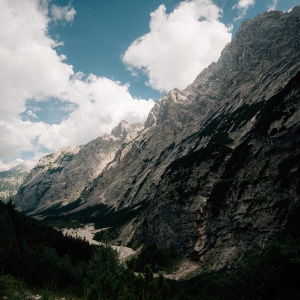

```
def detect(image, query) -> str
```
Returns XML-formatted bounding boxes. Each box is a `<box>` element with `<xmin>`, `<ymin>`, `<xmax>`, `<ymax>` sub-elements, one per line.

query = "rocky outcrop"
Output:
<box><xmin>14</xmin><ymin>7</ymin><xmax>300</xmax><ymax>275</ymax></box>
<box><xmin>0</xmin><ymin>164</ymin><xmax>29</xmax><ymax>201</ymax></box>
<box><xmin>14</xmin><ymin>121</ymin><xmax>143</xmax><ymax>214</ymax></box>
<box><xmin>133</xmin><ymin>71</ymin><xmax>300</xmax><ymax>275</ymax></box>
<box><xmin>79</xmin><ymin>7</ymin><xmax>300</xmax><ymax>274</ymax></box>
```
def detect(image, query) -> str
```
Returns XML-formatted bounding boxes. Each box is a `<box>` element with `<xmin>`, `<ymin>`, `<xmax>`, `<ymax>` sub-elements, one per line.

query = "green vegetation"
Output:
<box><xmin>1</xmin><ymin>201</ymin><xmax>300</xmax><ymax>299</ymax></box>
<box><xmin>60</xmin><ymin>152</ymin><xmax>75</xmax><ymax>161</ymax></box>
<box><xmin>0</xmin><ymin>202</ymin><xmax>171</xmax><ymax>299</ymax></box>
<box><xmin>127</xmin><ymin>244</ymin><xmax>183</xmax><ymax>273</ymax></box>
<box><xmin>0</xmin><ymin>201</ymin><xmax>94</xmax><ymax>297</ymax></box>
<box><xmin>48</xmin><ymin>167</ymin><xmax>64</xmax><ymax>174</ymax></box>
<box><xmin>44</xmin><ymin>200</ymin><xmax>150</xmax><ymax>243</ymax></box>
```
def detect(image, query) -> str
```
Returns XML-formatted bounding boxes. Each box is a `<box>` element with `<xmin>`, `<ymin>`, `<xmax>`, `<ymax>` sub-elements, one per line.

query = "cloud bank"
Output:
<box><xmin>0</xmin><ymin>0</ymin><xmax>154</xmax><ymax>171</ymax></box>
<box><xmin>122</xmin><ymin>0</ymin><xmax>232</xmax><ymax>92</ymax></box>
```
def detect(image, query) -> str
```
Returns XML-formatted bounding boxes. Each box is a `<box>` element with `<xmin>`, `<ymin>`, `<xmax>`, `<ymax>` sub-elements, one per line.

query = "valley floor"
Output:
<box><xmin>61</xmin><ymin>224</ymin><xmax>136</xmax><ymax>260</ymax></box>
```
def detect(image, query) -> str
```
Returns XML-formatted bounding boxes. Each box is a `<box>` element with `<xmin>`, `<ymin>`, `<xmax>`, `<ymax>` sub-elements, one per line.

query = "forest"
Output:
<box><xmin>1</xmin><ymin>201</ymin><xmax>300</xmax><ymax>299</ymax></box>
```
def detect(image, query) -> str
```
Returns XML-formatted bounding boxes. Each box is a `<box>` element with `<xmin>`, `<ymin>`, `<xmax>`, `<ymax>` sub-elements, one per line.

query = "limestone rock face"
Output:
<box><xmin>134</xmin><ymin>72</ymin><xmax>300</xmax><ymax>275</ymax></box>
<box><xmin>0</xmin><ymin>164</ymin><xmax>29</xmax><ymax>201</ymax></box>
<box><xmin>13</xmin><ymin>7</ymin><xmax>300</xmax><ymax>275</ymax></box>
<box><xmin>14</xmin><ymin>121</ymin><xmax>143</xmax><ymax>214</ymax></box>
<box><xmin>128</xmin><ymin>8</ymin><xmax>300</xmax><ymax>274</ymax></box>
<box><xmin>79</xmin><ymin>7</ymin><xmax>300</xmax><ymax>273</ymax></box>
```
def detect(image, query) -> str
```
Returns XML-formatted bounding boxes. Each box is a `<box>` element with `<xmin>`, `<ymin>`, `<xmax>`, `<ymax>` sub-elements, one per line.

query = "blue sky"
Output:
<box><xmin>49</xmin><ymin>0</ymin><xmax>299</xmax><ymax>99</ymax></box>
<box><xmin>0</xmin><ymin>0</ymin><xmax>299</xmax><ymax>171</ymax></box>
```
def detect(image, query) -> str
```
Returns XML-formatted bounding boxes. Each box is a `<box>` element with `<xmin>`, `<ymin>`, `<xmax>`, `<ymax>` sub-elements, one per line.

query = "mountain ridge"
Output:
<box><xmin>0</xmin><ymin>163</ymin><xmax>29</xmax><ymax>201</ymax></box>
<box><xmin>13</xmin><ymin>6</ymin><xmax>300</xmax><ymax>277</ymax></box>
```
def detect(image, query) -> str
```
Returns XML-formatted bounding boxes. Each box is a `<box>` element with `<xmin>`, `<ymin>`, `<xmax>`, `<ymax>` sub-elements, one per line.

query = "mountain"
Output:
<box><xmin>14</xmin><ymin>7</ymin><xmax>300</xmax><ymax>276</ymax></box>
<box><xmin>0</xmin><ymin>164</ymin><xmax>29</xmax><ymax>201</ymax></box>
<box><xmin>14</xmin><ymin>121</ymin><xmax>143</xmax><ymax>214</ymax></box>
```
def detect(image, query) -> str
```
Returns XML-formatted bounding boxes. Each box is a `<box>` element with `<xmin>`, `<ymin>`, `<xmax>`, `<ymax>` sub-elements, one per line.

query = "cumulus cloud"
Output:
<box><xmin>267</xmin><ymin>0</ymin><xmax>278</xmax><ymax>11</ymax></box>
<box><xmin>0</xmin><ymin>0</ymin><xmax>154</xmax><ymax>171</ymax></box>
<box><xmin>51</xmin><ymin>3</ymin><xmax>76</xmax><ymax>22</ymax></box>
<box><xmin>233</xmin><ymin>0</ymin><xmax>255</xmax><ymax>20</ymax></box>
<box><xmin>122</xmin><ymin>0</ymin><xmax>232</xmax><ymax>92</ymax></box>
<box><xmin>38</xmin><ymin>75</ymin><xmax>154</xmax><ymax>150</ymax></box>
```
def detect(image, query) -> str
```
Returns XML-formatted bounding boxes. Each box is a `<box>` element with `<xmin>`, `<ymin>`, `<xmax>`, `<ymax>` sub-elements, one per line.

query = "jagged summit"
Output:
<box><xmin>14</xmin><ymin>122</ymin><xmax>143</xmax><ymax>214</ymax></box>
<box><xmin>0</xmin><ymin>163</ymin><xmax>30</xmax><ymax>201</ymax></box>
<box><xmin>111</xmin><ymin>120</ymin><xmax>130</xmax><ymax>137</ymax></box>
<box><xmin>111</xmin><ymin>120</ymin><xmax>143</xmax><ymax>141</ymax></box>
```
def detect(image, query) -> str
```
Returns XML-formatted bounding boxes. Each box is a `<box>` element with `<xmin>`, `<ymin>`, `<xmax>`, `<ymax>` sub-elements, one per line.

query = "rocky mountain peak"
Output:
<box><xmin>0</xmin><ymin>163</ymin><xmax>30</xmax><ymax>201</ymax></box>
<box><xmin>35</xmin><ymin>146</ymin><xmax>80</xmax><ymax>170</ymax></box>
<box><xmin>144</xmin><ymin>88</ymin><xmax>199</xmax><ymax>131</ymax></box>
<box><xmin>186</xmin><ymin>6</ymin><xmax>300</xmax><ymax>112</ymax></box>
<box><xmin>13</xmin><ymin>122</ymin><xmax>143</xmax><ymax>214</ymax></box>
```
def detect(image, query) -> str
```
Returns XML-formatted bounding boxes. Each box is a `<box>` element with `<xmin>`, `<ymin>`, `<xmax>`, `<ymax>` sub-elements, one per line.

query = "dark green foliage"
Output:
<box><xmin>48</xmin><ymin>167</ymin><xmax>64</xmax><ymax>174</ymax></box>
<box><xmin>44</xmin><ymin>200</ymin><xmax>149</xmax><ymax>237</ymax></box>
<box><xmin>39</xmin><ymin>199</ymin><xmax>83</xmax><ymax>217</ymax></box>
<box><xmin>127</xmin><ymin>244</ymin><xmax>182</xmax><ymax>273</ymax></box>
<box><xmin>43</xmin><ymin>203</ymin><xmax>110</xmax><ymax>222</ymax></box>
<box><xmin>0</xmin><ymin>202</ymin><xmax>172</xmax><ymax>299</ymax></box>
<box><xmin>93</xmin><ymin>226</ymin><xmax>120</xmax><ymax>242</ymax></box>
<box><xmin>0</xmin><ymin>275</ymin><xmax>28</xmax><ymax>299</ymax></box>
<box><xmin>0</xmin><ymin>201</ymin><xmax>94</xmax><ymax>296</ymax></box>
<box><xmin>88</xmin><ymin>244</ymin><xmax>122</xmax><ymax>278</ymax></box>
<box><xmin>61</xmin><ymin>152</ymin><xmax>75</xmax><ymax>161</ymax></box>
<box><xmin>86</xmin><ymin>263</ymin><xmax>171</xmax><ymax>300</ymax></box>
<box><xmin>1</xmin><ymin>195</ymin><xmax>300</xmax><ymax>299</ymax></box>
<box><xmin>93</xmin><ymin>200</ymin><xmax>149</xmax><ymax>230</ymax></box>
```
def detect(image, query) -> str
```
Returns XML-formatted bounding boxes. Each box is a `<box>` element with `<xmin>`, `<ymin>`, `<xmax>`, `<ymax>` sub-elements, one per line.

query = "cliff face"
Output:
<box><xmin>14</xmin><ymin>7</ymin><xmax>300</xmax><ymax>275</ymax></box>
<box><xmin>0</xmin><ymin>164</ymin><xmax>29</xmax><ymax>201</ymax></box>
<box><xmin>14</xmin><ymin>121</ymin><xmax>143</xmax><ymax>214</ymax></box>
<box><xmin>134</xmin><ymin>71</ymin><xmax>300</xmax><ymax>274</ymax></box>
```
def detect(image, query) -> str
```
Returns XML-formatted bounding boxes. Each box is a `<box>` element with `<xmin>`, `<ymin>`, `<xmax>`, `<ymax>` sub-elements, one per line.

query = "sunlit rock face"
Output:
<box><xmin>14</xmin><ymin>121</ymin><xmax>143</xmax><ymax>214</ymax></box>
<box><xmin>0</xmin><ymin>164</ymin><xmax>29</xmax><ymax>201</ymax></box>
<box><xmin>14</xmin><ymin>7</ymin><xmax>300</xmax><ymax>276</ymax></box>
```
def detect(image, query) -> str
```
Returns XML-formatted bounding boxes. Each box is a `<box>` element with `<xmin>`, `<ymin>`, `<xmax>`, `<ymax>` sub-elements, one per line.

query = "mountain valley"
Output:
<box><xmin>10</xmin><ymin>6</ymin><xmax>300</xmax><ymax>280</ymax></box>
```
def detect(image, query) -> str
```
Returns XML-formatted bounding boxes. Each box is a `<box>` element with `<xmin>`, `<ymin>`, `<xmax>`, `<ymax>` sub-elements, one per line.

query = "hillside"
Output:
<box><xmin>0</xmin><ymin>164</ymin><xmax>29</xmax><ymax>201</ymax></box>
<box><xmin>13</xmin><ymin>6</ymin><xmax>300</xmax><ymax>277</ymax></box>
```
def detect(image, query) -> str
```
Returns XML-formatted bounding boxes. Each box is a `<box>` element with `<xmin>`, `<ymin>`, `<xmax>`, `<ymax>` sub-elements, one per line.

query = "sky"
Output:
<box><xmin>0</xmin><ymin>0</ymin><xmax>299</xmax><ymax>171</ymax></box>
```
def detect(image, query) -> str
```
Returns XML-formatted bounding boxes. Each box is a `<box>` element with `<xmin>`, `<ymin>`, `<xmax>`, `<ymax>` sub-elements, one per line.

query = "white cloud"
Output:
<box><xmin>234</xmin><ymin>0</ymin><xmax>255</xmax><ymax>9</ymax></box>
<box><xmin>233</xmin><ymin>0</ymin><xmax>255</xmax><ymax>20</ymax></box>
<box><xmin>122</xmin><ymin>0</ymin><xmax>232</xmax><ymax>92</ymax></box>
<box><xmin>0</xmin><ymin>0</ymin><xmax>154</xmax><ymax>171</ymax></box>
<box><xmin>26</xmin><ymin>110</ymin><xmax>38</xmax><ymax>119</ymax></box>
<box><xmin>51</xmin><ymin>3</ymin><xmax>76</xmax><ymax>22</ymax></box>
<box><xmin>0</xmin><ymin>161</ymin><xmax>15</xmax><ymax>172</ymax></box>
<box><xmin>267</xmin><ymin>0</ymin><xmax>278</xmax><ymax>11</ymax></box>
<box><xmin>38</xmin><ymin>74</ymin><xmax>154</xmax><ymax>150</ymax></box>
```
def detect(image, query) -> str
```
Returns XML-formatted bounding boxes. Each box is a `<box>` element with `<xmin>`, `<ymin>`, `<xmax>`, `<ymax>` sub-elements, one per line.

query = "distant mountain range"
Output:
<box><xmin>13</xmin><ymin>7</ymin><xmax>300</xmax><ymax>277</ymax></box>
<box><xmin>0</xmin><ymin>164</ymin><xmax>29</xmax><ymax>201</ymax></box>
